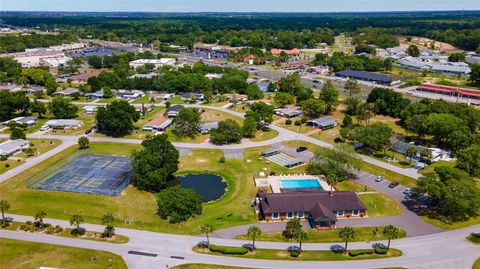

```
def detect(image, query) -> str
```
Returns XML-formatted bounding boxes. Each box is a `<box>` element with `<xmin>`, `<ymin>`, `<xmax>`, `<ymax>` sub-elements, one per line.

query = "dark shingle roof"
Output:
<box><xmin>258</xmin><ymin>190</ymin><xmax>366</xmax><ymax>215</ymax></box>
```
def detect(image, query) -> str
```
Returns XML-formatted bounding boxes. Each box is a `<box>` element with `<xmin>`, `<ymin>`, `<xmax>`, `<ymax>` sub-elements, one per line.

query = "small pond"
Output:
<box><xmin>177</xmin><ymin>173</ymin><xmax>227</xmax><ymax>202</ymax></box>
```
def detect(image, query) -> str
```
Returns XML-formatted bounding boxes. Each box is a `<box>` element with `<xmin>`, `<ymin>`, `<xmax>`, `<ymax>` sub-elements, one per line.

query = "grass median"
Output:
<box><xmin>235</xmin><ymin>226</ymin><xmax>406</xmax><ymax>243</ymax></box>
<box><xmin>193</xmin><ymin>246</ymin><xmax>402</xmax><ymax>261</ymax></box>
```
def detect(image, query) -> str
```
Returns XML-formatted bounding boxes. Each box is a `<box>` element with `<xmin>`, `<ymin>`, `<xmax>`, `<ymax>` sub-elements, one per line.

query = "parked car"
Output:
<box><xmin>375</xmin><ymin>176</ymin><xmax>385</xmax><ymax>182</ymax></box>
<box><xmin>296</xmin><ymin>146</ymin><xmax>308</xmax><ymax>152</ymax></box>
<box><xmin>403</xmin><ymin>188</ymin><xmax>413</xmax><ymax>195</ymax></box>
<box><xmin>388</xmin><ymin>182</ymin><xmax>400</xmax><ymax>188</ymax></box>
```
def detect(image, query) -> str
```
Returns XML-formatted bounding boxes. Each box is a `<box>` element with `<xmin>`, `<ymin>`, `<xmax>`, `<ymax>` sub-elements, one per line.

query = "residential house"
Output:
<box><xmin>165</xmin><ymin>105</ymin><xmax>184</xmax><ymax>117</ymax></box>
<box><xmin>181</xmin><ymin>93</ymin><xmax>205</xmax><ymax>102</ymax></box>
<box><xmin>150</xmin><ymin>93</ymin><xmax>175</xmax><ymax>101</ymax></box>
<box><xmin>2</xmin><ymin>116</ymin><xmax>38</xmax><ymax>127</ymax></box>
<box><xmin>24</xmin><ymin>86</ymin><xmax>45</xmax><ymax>94</ymax></box>
<box><xmin>116</xmin><ymin>90</ymin><xmax>144</xmax><ymax>101</ymax></box>
<box><xmin>0</xmin><ymin>139</ymin><xmax>30</xmax><ymax>157</ymax></box>
<box><xmin>255</xmin><ymin>189</ymin><xmax>367</xmax><ymax>229</ymax></box>
<box><xmin>85</xmin><ymin>90</ymin><xmax>104</xmax><ymax>99</ymax></box>
<box><xmin>274</xmin><ymin>107</ymin><xmax>303</xmax><ymax>118</ymax></box>
<box><xmin>306</xmin><ymin>116</ymin><xmax>337</xmax><ymax>129</ymax></box>
<box><xmin>199</xmin><ymin>122</ymin><xmax>218</xmax><ymax>134</ymax></box>
<box><xmin>44</xmin><ymin>119</ymin><xmax>83</xmax><ymax>129</ymax></box>
<box><xmin>82</xmin><ymin>105</ymin><xmax>98</xmax><ymax>114</ymax></box>
<box><xmin>143</xmin><ymin>117</ymin><xmax>173</xmax><ymax>132</ymax></box>
<box><xmin>391</xmin><ymin>141</ymin><xmax>451</xmax><ymax>162</ymax></box>
<box><xmin>223</xmin><ymin>93</ymin><xmax>248</xmax><ymax>103</ymax></box>
<box><xmin>52</xmin><ymin>88</ymin><xmax>79</xmax><ymax>97</ymax></box>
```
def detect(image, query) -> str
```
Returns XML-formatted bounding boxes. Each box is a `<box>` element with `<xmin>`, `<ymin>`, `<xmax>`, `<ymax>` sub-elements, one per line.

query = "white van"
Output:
<box><xmin>39</xmin><ymin>125</ymin><xmax>50</xmax><ymax>131</ymax></box>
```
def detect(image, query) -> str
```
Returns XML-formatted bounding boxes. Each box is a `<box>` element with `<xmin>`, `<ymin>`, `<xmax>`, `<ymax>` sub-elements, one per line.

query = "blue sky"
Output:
<box><xmin>1</xmin><ymin>0</ymin><xmax>479</xmax><ymax>12</ymax></box>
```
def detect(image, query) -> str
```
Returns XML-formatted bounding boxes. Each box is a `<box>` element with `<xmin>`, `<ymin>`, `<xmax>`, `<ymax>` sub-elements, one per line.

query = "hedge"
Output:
<box><xmin>469</xmin><ymin>233</ymin><xmax>480</xmax><ymax>243</ymax></box>
<box><xmin>374</xmin><ymin>248</ymin><xmax>388</xmax><ymax>254</ymax></box>
<box><xmin>209</xmin><ymin>244</ymin><xmax>248</xmax><ymax>255</ymax></box>
<box><xmin>348</xmin><ymin>249</ymin><xmax>374</xmax><ymax>257</ymax></box>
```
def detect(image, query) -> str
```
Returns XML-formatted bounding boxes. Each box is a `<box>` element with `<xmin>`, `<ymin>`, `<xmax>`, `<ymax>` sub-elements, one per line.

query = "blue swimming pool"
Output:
<box><xmin>280</xmin><ymin>179</ymin><xmax>322</xmax><ymax>189</ymax></box>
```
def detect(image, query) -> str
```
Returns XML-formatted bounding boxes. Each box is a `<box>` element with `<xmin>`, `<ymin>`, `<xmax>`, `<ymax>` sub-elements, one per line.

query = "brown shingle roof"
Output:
<box><xmin>258</xmin><ymin>190</ymin><xmax>366</xmax><ymax>215</ymax></box>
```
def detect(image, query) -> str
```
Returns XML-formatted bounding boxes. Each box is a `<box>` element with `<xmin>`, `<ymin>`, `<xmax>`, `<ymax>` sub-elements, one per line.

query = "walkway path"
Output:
<box><xmin>1</xmin><ymin>213</ymin><xmax>479</xmax><ymax>269</ymax></box>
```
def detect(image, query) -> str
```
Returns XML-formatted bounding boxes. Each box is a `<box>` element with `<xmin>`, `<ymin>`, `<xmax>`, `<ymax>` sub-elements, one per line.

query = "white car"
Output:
<box><xmin>39</xmin><ymin>125</ymin><xmax>50</xmax><ymax>131</ymax></box>
<box><xmin>375</xmin><ymin>176</ymin><xmax>385</xmax><ymax>182</ymax></box>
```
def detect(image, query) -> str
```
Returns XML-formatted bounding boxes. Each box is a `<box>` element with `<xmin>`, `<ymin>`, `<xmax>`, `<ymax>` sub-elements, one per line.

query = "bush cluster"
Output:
<box><xmin>468</xmin><ymin>233</ymin><xmax>480</xmax><ymax>243</ymax></box>
<box><xmin>348</xmin><ymin>249</ymin><xmax>374</xmax><ymax>257</ymax></box>
<box><xmin>209</xmin><ymin>244</ymin><xmax>249</xmax><ymax>255</ymax></box>
<box><xmin>290</xmin><ymin>250</ymin><xmax>300</xmax><ymax>257</ymax></box>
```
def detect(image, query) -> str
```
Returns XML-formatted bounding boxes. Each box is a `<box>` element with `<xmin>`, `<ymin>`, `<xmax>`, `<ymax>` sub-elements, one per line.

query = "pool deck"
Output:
<box><xmin>254</xmin><ymin>174</ymin><xmax>332</xmax><ymax>193</ymax></box>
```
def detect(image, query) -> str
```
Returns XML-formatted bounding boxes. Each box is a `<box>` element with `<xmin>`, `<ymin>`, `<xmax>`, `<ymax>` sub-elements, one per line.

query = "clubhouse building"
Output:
<box><xmin>255</xmin><ymin>189</ymin><xmax>367</xmax><ymax>229</ymax></box>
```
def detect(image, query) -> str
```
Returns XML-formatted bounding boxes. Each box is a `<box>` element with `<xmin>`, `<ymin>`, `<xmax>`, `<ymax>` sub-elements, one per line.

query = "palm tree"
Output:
<box><xmin>406</xmin><ymin>146</ymin><xmax>417</xmax><ymax>165</ymax></box>
<box><xmin>382</xmin><ymin>225</ymin><xmax>400</xmax><ymax>251</ymax></box>
<box><xmin>34</xmin><ymin>210</ymin><xmax>47</xmax><ymax>228</ymax></box>
<box><xmin>296</xmin><ymin>230</ymin><xmax>309</xmax><ymax>252</ymax></box>
<box><xmin>200</xmin><ymin>224</ymin><xmax>214</xmax><ymax>248</ymax></box>
<box><xmin>420</xmin><ymin>149</ymin><xmax>433</xmax><ymax>163</ymax></box>
<box><xmin>0</xmin><ymin>200</ymin><xmax>10</xmax><ymax>221</ymax></box>
<box><xmin>70</xmin><ymin>214</ymin><xmax>84</xmax><ymax>233</ymax></box>
<box><xmin>247</xmin><ymin>226</ymin><xmax>262</xmax><ymax>250</ymax></box>
<box><xmin>339</xmin><ymin>227</ymin><xmax>356</xmax><ymax>253</ymax></box>
<box><xmin>102</xmin><ymin>213</ymin><xmax>115</xmax><ymax>238</ymax></box>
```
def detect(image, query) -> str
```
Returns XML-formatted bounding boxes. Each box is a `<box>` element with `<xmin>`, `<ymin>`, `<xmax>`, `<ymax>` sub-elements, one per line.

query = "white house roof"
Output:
<box><xmin>0</xmin><ymin>139</ymin><xmax>29</xmax><ymax>156</ymax></box>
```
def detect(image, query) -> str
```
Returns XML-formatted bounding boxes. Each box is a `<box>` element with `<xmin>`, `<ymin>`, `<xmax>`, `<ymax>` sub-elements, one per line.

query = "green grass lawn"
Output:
<box><xmin>0</xmin><ymin>159</ymin><xmax>23</xmax><ymax>174</ymax></box>
<box><xmin>194</xmin><ymin>246</ymin><xmax>402</xmax><ymax>261</ymax></box>
<box><xmin>360</xmin><ymin>193</ymin><xmax>403</xmax><ymax>217</ymax></box>
<box><xmin>236</xmin><ymin>226</ymin><xmax>406</xmax><ymax>243</ymax></box>
<box><xmin>420</xmin><ymin>160</ymin><xmax>456</xmax><ymax>175</ymax></box>
<box><xmin>0</xmin><ymin>142</ymin><xmax>297</xmax><ymax>234</ymax></box>
<box><xmin>420</xmin><ymin>215</ymin><xmax>480</xmax><ymax>230</ymax></box>
<box><xmin>131</xmin><ymin>94</ymin><xmax>152</xmax><ymax>104</ymax></box>
<box><xmin>473</xmin><ymin>257</ymin><xmax>480</xmax><ymax>269</ymax></box>
<box><xmin>336</xmin><ymin>180</ymin><xmax>375</xmax><ymax>192</ymax></box>
<box><xmin>250</xmin><ymin>128</ymin><xmax>279</xmax><ymax>142</ymax></box>
<box><xmin>0</xmin><ymin>238</ymin><xmax>127</xmax><ymax>269</ymax></box>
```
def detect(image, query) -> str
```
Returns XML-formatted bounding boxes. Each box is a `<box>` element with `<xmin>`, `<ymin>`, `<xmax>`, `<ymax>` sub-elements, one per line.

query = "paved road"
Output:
<box><xmin>1</xmin><ymin>214</ymin><xmax>479</xmax><ymax>269</ymax></box>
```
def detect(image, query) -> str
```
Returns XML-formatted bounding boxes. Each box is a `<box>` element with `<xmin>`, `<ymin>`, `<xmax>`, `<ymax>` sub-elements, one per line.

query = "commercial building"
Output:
<box><xmin>129</xmin><ymin>58</ymin><xmax>176</xmax><ymax>69</ymax></box>
<box><xmin>335</xmin><ymin>70</ymin><xmax>401</xmax><ymax>85</ymax></box>
<box><xmin>255</xmin><ymin>189</ymin><xmax>367</xmax><ymax>229</ymax></box>
<box><xmin>0</xmin><ymin>139</ymin><xmax>30</xmax><ymax>157</ymax></box>
<box><xmin>306</xmin><ymin>116</ymin><xmax>337</xmax><ymax>129</ymax></box>
<box><xmin>417</xmin><ymin>83</ymin><xmax>480</xmax><ymax>101</ymax></box>
<box><xmin>66</xmin><ymin>70</ymin><xmax>101</xmax><ymax>83</ymax></box>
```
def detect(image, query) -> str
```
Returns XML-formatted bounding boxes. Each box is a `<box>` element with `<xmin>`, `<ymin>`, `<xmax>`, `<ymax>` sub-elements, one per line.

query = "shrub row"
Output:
<box><xmin>348</xmin><ymin>248</ymin><xmax>388</xmax><ymax>257</ymax></box>
<box><xmin>209</xmin><ymin>244</ymin><xmax>249</xmax><ymax>255</ymax></box>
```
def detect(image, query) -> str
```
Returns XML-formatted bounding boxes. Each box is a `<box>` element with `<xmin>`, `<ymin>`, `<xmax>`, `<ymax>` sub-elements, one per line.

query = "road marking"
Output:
<box><xmin>170</xmin><ymin>256</ymin><xmax>185</xmax><ymax>259</ymax></box>
<box><xmin>127</xmin><ymin>250</ymin><xmax>158</xmax><ymax>257</ymax></box>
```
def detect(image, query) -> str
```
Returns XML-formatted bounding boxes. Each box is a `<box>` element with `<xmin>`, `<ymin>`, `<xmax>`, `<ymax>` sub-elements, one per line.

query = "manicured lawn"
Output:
<box><xmin>250</xmin><ymin>128</ymin><xmax>279</xmax><ymax>142</ymax></box>
<box><xmin>336</xmin><ymin>180</ymin><xmax>375</xmax><ymax>192</ymax></box>
<box><xmin>420</xmin><ymin>215</ymin><xmax>480</xmax><ymax>230</ymax></box>
<box><xmin>0</xmin><ymin>142</ymin><xmax>295</xmax><ymax>234</ymax></box>
<box><xmin>0</xmin><ymin>159</ymin><xmax>23</xmax><ymax>174</ymax></box>
<box><xmin>17</xmin><ymin>139</ymin><xmax>61</xmax><ymax>158</ymax></box>
<box><xmin>194</xmin><ymin>246</ymin><xmax>402</xmax><ymax>261</ymax></box>
<box><xmin>236</xmin><ymin>226</ymin><xmax>406</xmax><ymax>243</ymax></box>
<box><xmin>0</xmin><ymin>238</ymin><xmax>127</xmax><ymax>269</ymax></box>
<box><xmin>169</xmin><ymin>95</ymin><xmax>187</xmax><ymax>104</ymax></box>
<box><xmin>173</xmin><ymin>265</ymin><xmax>253</xmax><ymax>269</ymax></box>
<box><xmin>359</xmin><ymin>193</ymin><xmax>403</xmax><ymax>217</ymax></box>
<box><xmin>473</xmin><ymin>257</ymin><xmax>480</xmax><ymax>269</ymax></box>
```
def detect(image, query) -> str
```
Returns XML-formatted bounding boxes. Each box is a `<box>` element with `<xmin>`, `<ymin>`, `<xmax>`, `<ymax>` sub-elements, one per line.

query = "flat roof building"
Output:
<box><xmin>275</xmin><ymin>107</ymin><xmax>303</xmax><ymax>118</ymax></box>
<box><xmin>52</xmin><ymin>88</ymin><xmax>79</xmax><ymax>97</ymax></box>
<box><xmin>129</xmin><ymin>58</ymin><xmax>176</xmax><ymax>70</ymax></box>
<box><xmin>2</xmin><ymin>116</ymin><xmax>38</xmax><ymax>127</ymax></box>
<box><xmin>85</xmin><ymin>90</ymin><xmax>104</xmax><ymax>99</ymax></box>
<box><xmin>199</xmin><ymin>122</ymin><xmax>219</xmax><ymax>134</ymax></box>
<box><xmin>165</xmin><ymin>105</ymin><xmax>184</xmax><ymax>117</ymax></box>
<box><xmin>335</xmin><ymin>70</ymin><xmax>400</xmax><ymax>85</ymax></box>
